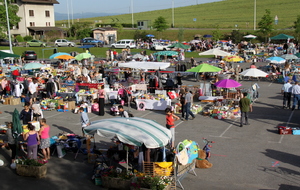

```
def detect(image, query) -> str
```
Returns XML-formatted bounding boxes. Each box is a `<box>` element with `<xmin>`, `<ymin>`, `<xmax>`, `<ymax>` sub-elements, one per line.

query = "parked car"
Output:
<box><xmin>22</xmin><ymin>50</ymin><xmax>37</xmax><ymax>60</ymax></box>
<box><xmin>0</xmin><ymin>39</ymin><xmax>10</xmax><ymax>46</ymax></box>
<box><xmin>111</xmin><ymin>39</ymin><xmax>136</xmax><ymax>49</ymax></box>
<box><xmin>54</xmin><ymin>39</ymin><xmax>75</xmax><ymax>47</ymax></box>
<box><xmin>150</xmin><ymin>42</ymin><xmax>171</xmax><ymax>51</ymax></box>
<box><xmin>26</xmin><ymin>40</ymin><xmax>47</xmax><ymax>47</ymax></box>
<box><xmin>80</xmin><ymin>37</ymin><xmax>104</xmax><ymax>47</ymax></box>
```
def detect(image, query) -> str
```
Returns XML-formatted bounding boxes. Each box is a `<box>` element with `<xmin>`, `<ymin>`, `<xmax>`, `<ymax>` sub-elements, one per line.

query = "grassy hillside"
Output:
<box><xmin>56</xmin><ymin>0</ymin><xmax>299</xmax><ymax>29</ymax></box>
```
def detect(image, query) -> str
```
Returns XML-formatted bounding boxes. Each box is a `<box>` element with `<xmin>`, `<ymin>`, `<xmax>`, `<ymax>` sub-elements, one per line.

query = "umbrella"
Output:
<box><xmin>12</xmin><ymin>108</ymin><xmax>22</xmax><ymax>159</ymax></box>
<box><xmin>214</xmin><ymin>79</ymin><xmax>242</xmax><ymax>88</ymax></box>
<box><xmin>186</xmin><ymin>63</ymin><xmax>222</xmax><ymax>73</ymax></box>
<box><xmin>118</xmin><ymin>61</ymin><xmax>170</xmax><ymax>70</ymax></box>
<box><xmin>243</xmin><ymin>34</ymin><xmax>257</xmax><ymax>39</ymax></box>
<box><xmin>295</xmin><ymin>53</ymin><xmax>300</xmax><ymax>58</ymax></box>
<box><xmin>223</xmin><ymin>55</ymin><xmax>244</xmax><ymax>62</ymax></box>
<box><xmin>78</xmin><ymin>45</ymin><xmax>95</xmax><ymax>49</ymax></box>
<box><xmin>55</xmin><ymin>55</ymin><xmax>75</xmax><ymax>60</ymax></box>
<box><xmin>153</xmin><ymin>51</ymin><xmax>178</xmax><ymax>56</ymax></box>
<box><xmin>167</xmin><ymin>43</ymin><xmax>190</xmax><ymax>50</ymax></box>
<box><xmin>270</xmin><ymin>34</ymin><xmax>294</xmax><ymax>40</ymax></box>
<box><xmin>132</xmin><ymin>54</ymin><xmax>145</xmax><ymax>59</ymax></box>
<box><xmin>280</xmin><ymin>54</ymin><xmax>298</xmax><ymax>60</ymax></box>
<box><xmin>199</xmin><ymin>48</ymin><xmax>231</xmax><ymax>57</ymax></box>
<box><xmin>240</xmin><ymin>68</ymin><xmax>269</xmax><ymax>78</ymax></box>
<box><xmin>75</xmin><ymin>52</ymin><xmax>91</xmax><ymax>61</ymax></box>
<box><xmin>203</xmin><ymin>34</ymin><xmax>213</xmax><ymax>38</ymax></box>
<box><xmin>0</xmin><ymin>51</ymin><xmax>20</xmax><ymax>59</ymax></box>
<box><xmin>49</xmin><ymin>52</ymin><xmax>71</xmax><ymax>59</ymax></box>
<box><xmin>146</xmin><ymin>34</ymin><xmax>155</xmax><ymax>38</ymax></box>
<box><xmin>266</xmin><ymin>56</ymin><xmax>286</xmax><ymax>64</ymax></box>
<box><xmin>84</xmin><ymin>117</ymin><xmax>172</xmax><ymax>148</ymax></box>
<box><xmin>23</xmin><ymin>62</ymin><xmax>45</xmax><ymax>70</ymax></box>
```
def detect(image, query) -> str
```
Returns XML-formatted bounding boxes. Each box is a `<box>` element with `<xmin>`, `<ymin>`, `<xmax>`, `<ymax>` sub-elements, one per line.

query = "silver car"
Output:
<box><xmin>54</xmin><ymin>39</ymin><xmax>75</xmax><ymax>47</ymax></box>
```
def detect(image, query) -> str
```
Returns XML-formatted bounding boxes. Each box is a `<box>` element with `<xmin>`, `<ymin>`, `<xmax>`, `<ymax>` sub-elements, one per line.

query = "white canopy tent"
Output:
<box><xmin>118</xmin><ymin>61</ymin><xmax>170</xmax><ymax>70</ymax></box>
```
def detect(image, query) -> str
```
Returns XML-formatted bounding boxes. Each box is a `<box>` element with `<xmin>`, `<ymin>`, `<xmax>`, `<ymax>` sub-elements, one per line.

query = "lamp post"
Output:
<box><xmin>254</xmin><ymin>0</ymin><xmax>256</xmax><ymax>30</ymax></box>
<box><xmin>71</xmin><ymin>0</ymin><xmax>74</xmax><ymax>24</ymax></box>
<box><xmin>131</xmin><ymin>0</ymin><xmax>134</xmax><ymax>28</ymax></box>
<box><xmin>4</xmin><ymin>0</ymin><xmax>13</xmax><ymax>53</ymax></box>
<box><xmin>67</xmin><ymin>0</ymin><xmax>70</xmax><ymax>28</ymax></box>
<box><xmin>172</xmin><ymin>0</ymin><xmax>174</xmax><ymax>28</ymax></box>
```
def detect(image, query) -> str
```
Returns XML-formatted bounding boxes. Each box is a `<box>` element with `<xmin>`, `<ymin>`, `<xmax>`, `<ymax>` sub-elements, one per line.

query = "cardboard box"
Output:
<box><xmin>10</xmin><ymin>98</ymin><xmax>21</xmax><ymax>105</ymax></box>
<box><xmin>3</xmin><ymin>97</ymin><xmax>12</xmax><ymax>105</ymax></box>
<box><xmin>66</xmin><ymin>101</ymin><xmax>76</xmax><ymax>110</ymax></box>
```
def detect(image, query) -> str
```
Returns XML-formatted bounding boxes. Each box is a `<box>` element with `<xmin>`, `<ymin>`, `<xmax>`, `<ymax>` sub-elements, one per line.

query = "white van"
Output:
<box><xmin>111</xmin><ymin>39</ymin><xmax>136</xmax><ymax>49</ymax></box>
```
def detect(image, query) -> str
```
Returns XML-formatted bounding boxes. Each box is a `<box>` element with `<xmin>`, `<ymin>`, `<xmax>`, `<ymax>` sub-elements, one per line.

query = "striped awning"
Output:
<box><xmin>84</xmin><ymin>117</ymin><xmax>172</xmax><ymax>148</ymax></box>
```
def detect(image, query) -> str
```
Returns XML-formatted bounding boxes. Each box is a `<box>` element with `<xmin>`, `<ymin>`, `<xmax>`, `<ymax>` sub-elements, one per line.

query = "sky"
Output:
<box><xmin>54</xmin><ymin>0</ymin><xmax>221</xmax><ymax>14</ymax></box>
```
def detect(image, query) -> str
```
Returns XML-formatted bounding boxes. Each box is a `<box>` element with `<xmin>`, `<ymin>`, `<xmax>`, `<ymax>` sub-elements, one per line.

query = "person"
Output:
<box><xmin>1</xmin><ymin>77</ymin><xmax>8</xmax><ymax>100</ymax></box>
<box><xmin>179</xmin><ymin>88</ymin><xmax>186</xmax><ymax>119</ymax></box>
<box><xmin>39</xmin><ymin>118</ymin><xmax>50</xmax><ymax>161</ymax></box>
<box><xmin>250</xmin><ymin>62</ymin><xmax>256</xmax><ymax>68</ymax></box>
<box><xmin>184</xmin><ymin>89</ymin><xmax>195</xmax><ymax>121</ymax></box>
<box><xmin>176</xmin><ymin>73</ymin><xmax>182</xmax><ymax>91</ymax></box>
<box><xmin>239</xmin><ymin>92</ymin><xmax>253</xmax><ymax>127</ymax></box>
<box><xmin>46</xmin><ymin>78</ymin><xmax>55</xmax><ymax>98</ymax></box>
<box><xmin>281</xmin><ymin>79</ymin><xmax>293</xmax><ymax>109</ymax></box>
<box><xmin>6</xmin><ymin>122</ymin><xmax>16</xmax><ymax>163</ymax></box>
<box><xmin>234</xmin><ymin>65</ymin><xmax>241</xmax><ymax>81</ymax></box>
<box><xmin>98</xmin><ymin>85</ymin><xmax>106</xmax><ymax>116</ymax></box>
<box><xmin>19</xmin><ymin>103</ymin><xmax>33</xmax><ymax>124</ymax></box>
<box><xmin>165</xmin><ymin>108</ymin><xmax>179</xmax><ymax>149</ymax></box>
<box><xmin>23</xmin><ymin>123</ymin><xmax>40</xmax><ymax>159</ymax></box>
<box><xmin>291</xmin><ymin>82</ymin><xmax>300</xmax><ymax>111</ymax></box>
<box><xmin>118</xmin><ymin>105</ymin><xmax>129</xmax><ymax>118</ymax></box>
<box><xmin>28</xmin><ymin>78</ymin><xmax>38</xmax><ymax>104</ymax></box>
<box><xmin>79</xmin><ymin>107</ymin><xmax>90</xmax><ymax>136</ymax></box>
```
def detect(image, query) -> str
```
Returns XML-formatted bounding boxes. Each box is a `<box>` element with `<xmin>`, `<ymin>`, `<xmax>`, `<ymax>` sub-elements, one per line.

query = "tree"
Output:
<box><xmin>0</xmin><ymin>0</ymin><xmax>21</xmax><ymax>38</ymax></box>
<box><xmin>177</xmin><ymin>27</ymin><xmax>184</xmax><ymax>42</ymax></box>
<box><xmin>230</xmin><ymin>30</ymin><xmax>243</xmax><ymax>43</ymax></box>
<box><xmin>68</xmin><ymin>22</ymin><xmax>92</xmax><ymax>38</ymax></box>
<box><xmin>258</xmin><ymin>9</ymin><xmax>273</xmax><ymax>39</ymax></box>
<box><xmin>294</xmin><ymin>15</ymin><xmax>300</xmax><ymax>39</ymax></box>
<box><xmin>153</xmin><ymin>16</ymin><xmax>168</xmax><ymax>32</ymax></box>
<box><xmin>212</xmin><ymin>25</ymin><xmax>222</xmax><ymax>41</ymax></box>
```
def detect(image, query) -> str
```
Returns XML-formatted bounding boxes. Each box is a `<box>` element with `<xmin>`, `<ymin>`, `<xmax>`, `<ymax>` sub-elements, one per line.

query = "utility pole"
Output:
<box><xmin>131</xmin><ymin>0</ymin><xmax>134</xmax><ymax>28</ymax></box>
<box><xmin>172</xmin><ymin>0</ymin><xmax>174</xmax><ymax>28</ymax></box>
<box><xmin>254</xmin><ymin>0</ymin><xmax>256</xmax><ymax>30</ymax></box>
<box><xmin>5</xmin><ymin>0</ymin><xmax>13</xmax><ymax>53</ymax></box>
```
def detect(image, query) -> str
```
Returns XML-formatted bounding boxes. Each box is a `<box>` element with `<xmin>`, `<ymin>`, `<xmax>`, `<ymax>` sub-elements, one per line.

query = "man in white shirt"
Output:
<box><xmin>281</xmin><ymin>79</ymin><xmax>293</xmax><ymax>109</ymax></box>
<box><xmin>291</xmin><ymin>82</ymin><xmax>300</xmax><ymax>110</ymax></box>
<box><xmin>28</xmin><ymin>79</ymin><xmax>38</xmax><ymax>104</ymax></box>
<box><xmin>184</xmin><ymin>89</ymin><xmax>195</xmax><ymax>121</ymax></box>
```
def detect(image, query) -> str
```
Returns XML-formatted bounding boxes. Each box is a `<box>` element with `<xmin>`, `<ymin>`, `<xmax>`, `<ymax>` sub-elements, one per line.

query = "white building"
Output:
<box><xmin>10</xmin><ymin>0</ymin><xmax>63</xmax><ymax>38</ymax></box>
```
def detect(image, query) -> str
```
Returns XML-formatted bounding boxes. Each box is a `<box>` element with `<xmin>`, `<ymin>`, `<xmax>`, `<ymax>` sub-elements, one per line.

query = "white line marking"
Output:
<box><xmin>175</xmin><ymin>121</ymin><xmax>184</xmax><ymax>127</ymax></box>
<box><xmin>268</xmin><ymin>82</ymin><xmax>273</xmax><ymax>87</ymax></box>
<box><xmin>45</xmin><ymin>112</ymin><xmax>62</xmax><ymax>118</ymax></box>
<box><xmin>0</xmin><ymin>105</ymin><xmax>9</xmax><ymax>108</ymax></box>
<box><xmin>269</xmin><ymin>110</ymin><xmax>294</xmax><ymax>143</ymax></box>
<box><xmin>218</xmin><ymin>119</ymin><xmax>238</xmax><ymax>137</ymax></box>
<box><xmin>209</xmin><ymin>135</ymin><xmax>232</xmax><ymax>139</ymax></box>
<box><xmin>140</xmin><ymin>112</ymin><xmax>151</xmax><ymax>118</ymax></box>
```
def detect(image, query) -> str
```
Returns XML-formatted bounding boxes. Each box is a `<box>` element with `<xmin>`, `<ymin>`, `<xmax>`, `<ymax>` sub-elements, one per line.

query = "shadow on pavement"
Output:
<box><xmin>261</xmin><ymin>149</ymin><xmax>300</xmax><ymax>168</ymax></box>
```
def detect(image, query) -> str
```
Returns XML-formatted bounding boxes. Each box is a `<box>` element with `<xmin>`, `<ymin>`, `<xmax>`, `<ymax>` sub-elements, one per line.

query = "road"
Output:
<box><xmin>0</xmin><ymin>61</ymin><xmax>300</xmax><ymax>190</ymax></box>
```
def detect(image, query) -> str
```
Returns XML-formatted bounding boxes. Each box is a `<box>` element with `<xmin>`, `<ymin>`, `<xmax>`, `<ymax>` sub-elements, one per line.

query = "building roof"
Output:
<box><xmin>21</xmin><ymin>0</ymin><xmax>59</xmax><ymax>4</ymax></box>
<box><xmin>27</xmin><ymin>27</ymin><xmax>63</xmax><ymax>32</ymax></box>
<box><xmin>92</xmin><ymin>27</ymin><xmax>117</xmax><ymax>31</ymax></box>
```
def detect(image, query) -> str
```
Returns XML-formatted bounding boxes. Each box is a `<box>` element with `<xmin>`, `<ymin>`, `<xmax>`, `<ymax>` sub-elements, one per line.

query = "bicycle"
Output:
<box><xmin>202</xmin><ymin>138</ymin><xmax>215</xmax><ymax>161</ymax></box>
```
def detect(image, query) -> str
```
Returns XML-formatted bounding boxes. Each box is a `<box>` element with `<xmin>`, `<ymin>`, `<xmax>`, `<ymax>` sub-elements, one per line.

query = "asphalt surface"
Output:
<box><xmin>0</xmin><ymin>60</ymin><xmax>300</xmax><ymax>190</ymax></box>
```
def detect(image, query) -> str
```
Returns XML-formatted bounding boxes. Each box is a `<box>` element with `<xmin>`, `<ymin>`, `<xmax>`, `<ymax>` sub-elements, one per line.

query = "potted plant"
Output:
<box><xmin>15</xmin><ymin>158</ymin><xmax>47</xmax><ymax>178</ymax></box>
<box><xmin>101</xmin><ymin>167</ymin><xmax>134</xmax><ymax>190</ymax></box>
<box><xmin>131</xmin><ymin>171</ymin><xmax>172</xmax><ymax>190</ymax></box>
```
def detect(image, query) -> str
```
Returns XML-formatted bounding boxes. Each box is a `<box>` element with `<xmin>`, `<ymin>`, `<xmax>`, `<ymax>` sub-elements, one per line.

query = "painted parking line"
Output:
<box><xmin>45</xmin><ymin>112</ymin><xmax>62</xmax><ymax>119</ymax></box>
<box><xmin>268</xmin><ymin>110</ymin><xmax>294</xmax><ymax>144</ymax></box>
<box><xmin>210</xmin><ymin>119</ymin><xmax>238</xmax><ymax>138</ymax></box>
<box><xmin>0</xmin><ymin>105</ymin><xmax>9</xmax><ymax>108</ymax></box>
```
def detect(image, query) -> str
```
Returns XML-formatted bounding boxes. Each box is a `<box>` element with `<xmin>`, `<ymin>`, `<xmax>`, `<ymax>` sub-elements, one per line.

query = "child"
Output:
<box><xmin>165</xmin><ymin>108</ymin><xmax>179</xmax><ymax>149</ymax></box>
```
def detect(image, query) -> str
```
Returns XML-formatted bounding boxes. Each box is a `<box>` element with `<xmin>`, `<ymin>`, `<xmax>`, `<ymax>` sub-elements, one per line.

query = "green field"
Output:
<box><xmin>56</xmin><ymin>0</ymin><xmax>300</xmax><ymax>30</ymax></box>
<box><xmin>0</xmin><ymin>46</ymin><xmax>204</xmax><ymax>60</ymax></box>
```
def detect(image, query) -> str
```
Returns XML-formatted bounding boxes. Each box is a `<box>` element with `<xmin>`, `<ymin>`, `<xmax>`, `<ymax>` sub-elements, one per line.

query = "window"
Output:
<box><xmin>45</xmin><ymin>10</ymin><xmax>50</xmax><ymax>17</ymax></box>
<box><xmin>30</xmin><ymin>22</ymin><xmax>35</xmax><ymax>26</ymax></box>
<box><xmin>29</xmin><ymin>10</ymin><xmax>34</xmax><ymax>17</ymax></box>
<box><xmin>46</xmin><ymin>22</ymin><xmax>50</xmax><ymax>26</ymax></box>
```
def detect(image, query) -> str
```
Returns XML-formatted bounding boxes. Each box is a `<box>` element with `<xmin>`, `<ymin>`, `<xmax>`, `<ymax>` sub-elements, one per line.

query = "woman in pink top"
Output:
<box><xmin>39</xmin><ymin>118</ymin><xmax>50</xmax><ymax>160</ymax></box>
<box><xmin>250</xmin><ymin>62</ymin><xmax>256</xmax><ymax>68</ymax></box>
<box><xmin>98</xmin><ymin>85</ymin><xmax>106</xmax><ymax>116</ymax></box>
<box><xmin>1</xmin><ymin>77</ymin><xmax>7</xmax><ymax>100</ymax></box>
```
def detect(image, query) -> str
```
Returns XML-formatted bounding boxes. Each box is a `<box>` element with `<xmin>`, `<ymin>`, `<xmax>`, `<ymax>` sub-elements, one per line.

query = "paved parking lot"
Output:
<box><xmin>0</xmin><ymin>62</ymin><xmax>300</xmax><ymax>190</ymax></box>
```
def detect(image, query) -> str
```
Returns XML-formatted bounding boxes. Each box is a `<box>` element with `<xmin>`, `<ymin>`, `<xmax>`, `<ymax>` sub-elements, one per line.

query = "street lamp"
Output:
<box><xmin>172</xmin><ymin>0</ymin><xmax>174</xmax><ymax>28</ymax></box>
<box><xmin>4</xmin><ymin>0</ymin><xmax>13</xmax><ymax>53</ymax></box>
<box><xmin>67</xmin><ymin>0</ymin><xmax>70</xmax><ymax>28</ymax></box>
<box><xmin>254</xmin><ymin>0</ymin><xmax>256</xmax><ymax>30</ymax></box>
<box><xmin>131</xmin><ymin>0</ymin><xmax>134</xmax><ymax>28</ymax></box>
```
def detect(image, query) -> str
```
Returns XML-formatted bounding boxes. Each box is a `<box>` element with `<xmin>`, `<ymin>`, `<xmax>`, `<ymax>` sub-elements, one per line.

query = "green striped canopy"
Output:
<box><xmin>153</xmin><ymin>51</ymin><xmax>178</xmax><ymax>56</ymax></box>
<box><xmin>84</xmin><ymin>117</ymin><xmax>172</xmax><ymax>148</ymax></box>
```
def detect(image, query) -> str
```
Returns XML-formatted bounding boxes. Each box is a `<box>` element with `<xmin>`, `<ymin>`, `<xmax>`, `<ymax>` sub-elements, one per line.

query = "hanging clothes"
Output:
<box><xmin>14</xmin><ymin>82</ymin><xmax>24</xmax><ymax>97</ymax></box>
